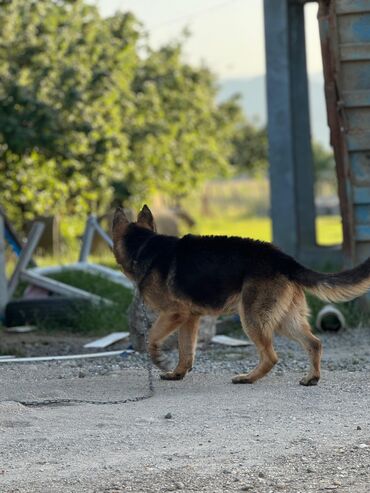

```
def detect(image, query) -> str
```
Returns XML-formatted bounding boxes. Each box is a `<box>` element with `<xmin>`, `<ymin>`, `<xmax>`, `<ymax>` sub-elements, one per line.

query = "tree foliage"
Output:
<box><xmin>0</xmin><ymin>0</ymin><xmax>245</xmax><ymax>226</ymax></box>
<box><xmin>0</xmin><ymin>0</ymin><xmax>335</xmax><ymax>230</ymax></box>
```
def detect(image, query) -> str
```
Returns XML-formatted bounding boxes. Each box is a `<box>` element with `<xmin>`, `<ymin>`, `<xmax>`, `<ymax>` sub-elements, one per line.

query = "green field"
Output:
<box><xmin>181</xmin><ymin>178</ymin><xmax>342</xmax><ymax>246</ymax></box>
<box><xmin>192</xmin><ymin>215</ymin><xmax>342</xmax><ymax>246</ymax></box>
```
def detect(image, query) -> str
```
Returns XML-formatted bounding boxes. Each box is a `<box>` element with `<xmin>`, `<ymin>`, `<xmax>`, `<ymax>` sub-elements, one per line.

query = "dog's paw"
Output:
<box><xmin>232</xmin><ymin>374</ymin><xmax>254</xmax><ymax>384</ymax></box>
<box><xmin>160</xmin><ymin>371</ymin><xmax>185</xmax><ymax>381</ymax></box>
<box><xmin>299</xmin><ymin>375</ymin><xmax>319</xmax><ymax>386</ymax></box>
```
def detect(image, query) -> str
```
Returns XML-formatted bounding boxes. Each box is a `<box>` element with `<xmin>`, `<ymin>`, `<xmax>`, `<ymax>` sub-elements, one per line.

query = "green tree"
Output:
<box><xmin>0</xmin><ymin>0</ymin><xmax>139</xmax><ymax>226</ymax></box>
<box><xmin>0</xmin><ymin>0</ymin><xmax>253</xmax><ymax>227</ymax></box>
<box><xmin>230</xmin><ymin>117</ymin><xmax>268</xmax><ymax>176</ymax></box>
<box><xmin>120</xmin><ymin>43</ymin><xmax>244</xmax><ymax>204</ymax></box>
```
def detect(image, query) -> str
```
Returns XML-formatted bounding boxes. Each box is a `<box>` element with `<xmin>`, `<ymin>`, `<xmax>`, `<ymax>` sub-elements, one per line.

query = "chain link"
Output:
<box><xmin>16</xmin><ymin>295</ymin><xmax>155</xmax><ymax>408</ymax></box>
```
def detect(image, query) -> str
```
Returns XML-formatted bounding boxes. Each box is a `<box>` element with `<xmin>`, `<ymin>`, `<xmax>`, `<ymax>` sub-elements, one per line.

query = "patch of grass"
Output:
<box><xmin>34</xmin><ymin>270</ymin><xmax>133</xmax><ymax>335</ymax></box>
<box><xmin>179</xmin><ymin>178</ymin><xmax>342</xmax><ymax>246</ymax></box>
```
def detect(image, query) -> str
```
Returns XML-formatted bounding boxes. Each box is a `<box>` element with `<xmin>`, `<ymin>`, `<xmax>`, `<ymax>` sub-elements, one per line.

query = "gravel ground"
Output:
<box><xmin>0</xmin><ymin>327</ymin><xmax>369</xmax><ymax>492</ymax></box>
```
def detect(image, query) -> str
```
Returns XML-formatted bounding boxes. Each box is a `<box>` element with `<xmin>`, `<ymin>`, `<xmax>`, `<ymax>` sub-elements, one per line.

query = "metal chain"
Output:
<box><xmin>17</xmin><ymin>296</ymin><xmax>155</xmax><ymax>408</ymax></box>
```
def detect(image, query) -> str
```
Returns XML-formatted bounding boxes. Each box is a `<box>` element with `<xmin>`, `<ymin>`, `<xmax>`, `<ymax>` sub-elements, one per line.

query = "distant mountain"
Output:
<box><xmin>217</xmin><ymin>73</ymin><xmax>330</xmax><ymax>149</ymax></box>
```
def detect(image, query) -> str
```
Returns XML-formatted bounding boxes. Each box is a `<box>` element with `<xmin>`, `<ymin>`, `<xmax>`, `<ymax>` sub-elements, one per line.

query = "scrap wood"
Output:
<box><xmin>6</xmin><ymin>325</ymin><xmax>36</xmax><ymax>333</ymax></box>
<box><xmin>0</xmin><ymin>349</ymin><xmax>134</xmax><ymax>363</ymax></box>
<box><xmin>29</xmin><ymin>262</ymin><xmax>133</xmax><ymax>289</ymax></box>
<box><xmin>211</xmin><ymin>335</ymin><xmax>251</xmax><ymax>347</ymax></box>
<box><xmin>20</xmin><ymin>270</ymin><xmax>113</xmax><ymax>305</ymax></box>
<box><xmin>84</xmin><ymin>332</ymin><xmax>129</xmax><ymax>349</ymax></box>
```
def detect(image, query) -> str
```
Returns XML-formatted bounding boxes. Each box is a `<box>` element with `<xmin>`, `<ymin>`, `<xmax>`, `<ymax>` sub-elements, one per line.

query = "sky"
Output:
<box><xmin>92</xmin><ymin>0</ymin><xmax>323</xmax><ymax>79</ymax></box>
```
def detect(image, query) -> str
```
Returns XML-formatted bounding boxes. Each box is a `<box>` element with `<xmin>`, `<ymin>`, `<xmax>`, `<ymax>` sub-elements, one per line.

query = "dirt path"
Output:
<box><xmin>1</xmin><ymin>357</ymin><xmax>369</xmax><ymax>492</ymax></box>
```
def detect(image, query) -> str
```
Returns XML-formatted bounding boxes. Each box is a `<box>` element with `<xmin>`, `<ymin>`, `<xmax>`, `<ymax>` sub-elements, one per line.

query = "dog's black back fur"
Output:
<box><xmin>124</xmin><ymin>225</ymin><xmax>301</xmax><ymax>309</ymax></box>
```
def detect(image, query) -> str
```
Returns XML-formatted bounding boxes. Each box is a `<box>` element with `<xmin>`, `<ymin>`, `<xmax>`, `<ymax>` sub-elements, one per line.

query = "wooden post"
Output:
<box><xmin>264</xmin><ymin>0</ymin><xmax>316</xmax><ymax>258</ymax></box>
<box><xmin>288</xmin><ymin>0</ymin><xmax>316</xmax><ymax>251</ymax></box>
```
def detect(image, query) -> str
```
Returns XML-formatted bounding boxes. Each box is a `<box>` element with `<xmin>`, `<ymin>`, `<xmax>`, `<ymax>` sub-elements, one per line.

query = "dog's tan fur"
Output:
<box><xmin>112</xmin><ymin>206</ymin><xmax>370</xmax><ymax>386</ymax></box>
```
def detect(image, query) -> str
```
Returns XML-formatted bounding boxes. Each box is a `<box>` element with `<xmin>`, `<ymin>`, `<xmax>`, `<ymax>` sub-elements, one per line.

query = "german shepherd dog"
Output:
<box><xmin>112</xmin><ymin>205</ymin><xmax>370</xmax><ymax>386</ymax></box>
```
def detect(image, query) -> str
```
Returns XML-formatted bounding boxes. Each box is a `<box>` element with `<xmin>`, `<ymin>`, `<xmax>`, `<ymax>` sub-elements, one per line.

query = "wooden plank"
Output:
<box><xmin>338</xmin><ymin>14</ymin><xmax>370</xmax><ymax>43</ymax></box>
<box><xmin>84</xmin><ymin>332</ymin><xmax>129</xmax><ymax>349</ymax></box>
<box><xmin>355</xmin><ymin>224</ymin><xmax>370</xmax><ymax>241</ymax></box>
<box><xmin>341</xmin><ymin>44</ymin><xmax>370</xmax><ymax>61</ymax></box>
<box><xmin>347</xmin><ymin>131</ymin><xmax>370</xmax><ymax>151</ymax></box>
<box><xmin>29</xmin><ymin>263</ymin><xmax>133</xmax><ymax>290</ymax></box>
<box><xmin>0</xmin><ymin>217</ymin><xmax>7</xmax><ymax>317</ymax></box>
<box><xmin>353</xmin><ymin>187</ymin><xmax>370</xmax><ymax>204</ymax></box>
<box><xmin>20</xmin><ymin>270</ymin><xmax>113</xmax><ymax>306</ymax></box>
<box><xmin>336</xmin><ymin>0</ymin><xmax>370</xmax><ymax>15</ymax></box>
<box><xmin>345</xmin><ymin>108</ymin><xmax>370</xmax><ymax>132</ymax></box>
<box><xmin>350</xmin><ymin>153</ymin><xmax>370</xmax><ymax>185</ymax></box>
<box><xmin>342</xmin><ymin>60</ymin><xmax>370</xmax><ymax>91</ymax></box>
<box><xmin>355</xmin><ymin>204</ymin><xmax>370</xmax><ymax>224</ymax></box>
<box><xmin>342</xmin><ymin>90</ymin><xmax>370</xmax><ymax>107</ymax></box>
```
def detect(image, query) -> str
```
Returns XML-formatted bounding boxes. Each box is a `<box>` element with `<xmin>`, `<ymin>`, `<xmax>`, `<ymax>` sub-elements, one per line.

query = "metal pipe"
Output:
<box><xmin>79</xmin><ymin>215</ymin><xmax>96</xmax><ymax>262</ymax></box>
<box><xmin>7</xmin><ymin>222</ymin><xmax>45</xmax><ymax>299</ymax></box>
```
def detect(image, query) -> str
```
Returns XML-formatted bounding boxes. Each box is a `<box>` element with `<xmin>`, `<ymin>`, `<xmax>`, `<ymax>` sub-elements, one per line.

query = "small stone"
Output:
<box><xmin>223</xmin><ymin>469</ymin><xmax>231</xmax><ymax>474</ymax></box>
<box><xmin>240</xmin><ymin>486</ymin><xmax>253</xmax><ymax>492</ymax></box>
<box><xmin>164</xmin><ymin>412</ymin><xmax>172</xmax><ymax>419</ymax></box>
<box><xmin>356</xmin><ymin>425</ymin><xmax>361</xmax><ymax>430</ymax></box>
<box><xmin>358</xmin><ymin>443</ymin><xmax>368</xmax><ymax>449</ymax></box>
<box><xmin>78</xmin><ymin>371</ymin><xmax>85</xmax><ymax>378</ymax></box>
<box><xmin>333</xmin><ymin>480</ymin><xmax>341</xmax><ymax>486</ymax></box>
<box><xmin>258</xmin><ymin>471</ymin><xmax>265</xmax><ymax>478</ymax></box>
<box><xmin>174</xmin><ymin>482</ymin><xmax>184</xmax><ymax>489</ymax></box>
<box><xmin>306</xmin><ymin>467</ymin><xmax>315</xmax><ymax>473</ymax></box>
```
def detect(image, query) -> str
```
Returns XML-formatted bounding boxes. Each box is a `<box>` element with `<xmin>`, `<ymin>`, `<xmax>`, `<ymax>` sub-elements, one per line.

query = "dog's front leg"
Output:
<box><xmin>160</xmin><ymin>315</ymin><xmax>200</xmax><ymax>381</ymax></box>
<box><xmin>148</xmin><ymin>311</ymin><xmax>184</xmax><ymax>371</ymax></box>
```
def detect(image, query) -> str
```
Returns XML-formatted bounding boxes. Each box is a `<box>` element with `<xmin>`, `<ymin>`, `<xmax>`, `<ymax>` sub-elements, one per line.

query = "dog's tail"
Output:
<box><xmin>291</xmin><ymin>257</ymin><xmax>370</xmax><ymax>302</ymax></box>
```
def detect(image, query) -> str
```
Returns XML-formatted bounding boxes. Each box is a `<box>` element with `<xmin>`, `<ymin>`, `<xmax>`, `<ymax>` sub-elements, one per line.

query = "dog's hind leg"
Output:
<box><xmin>278</xmin><ymin>289</ymin><xmax>322</xmax><ymax>386</ymax></box>
<box><xmin>232</xmin><ymin>279</ymin><xmax>292</xmax><ymax>384</ymax></box>
<box><xmin>160</xmin><ymin>314</ymin><xmax>200</xmax><ymax>381</ymax></box>
<box><xmin>148</xmin><ymin>311</ymin><xmax>186</xmax><ymax>371</ymax></box>
<box><xmin>232</xmin><ymin>321</ymin><xmax>278</xmax><ymax>384</ymax></box>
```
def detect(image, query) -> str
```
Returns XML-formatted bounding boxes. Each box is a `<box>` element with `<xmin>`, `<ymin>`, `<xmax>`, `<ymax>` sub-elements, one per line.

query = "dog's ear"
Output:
<box><xmin>137</xmin><ymin>204</ymin><xmax>156</xmax><ymax>231</ymax></box>
<box><xmin>112</xmin><ymin>207</ymin><xmax>129</xmax><ymax>240</ymax></box>
<box><xmin>112</xmin><ymin>208</ymin><xmax>129</xmax><ymax>265</ymax></box>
